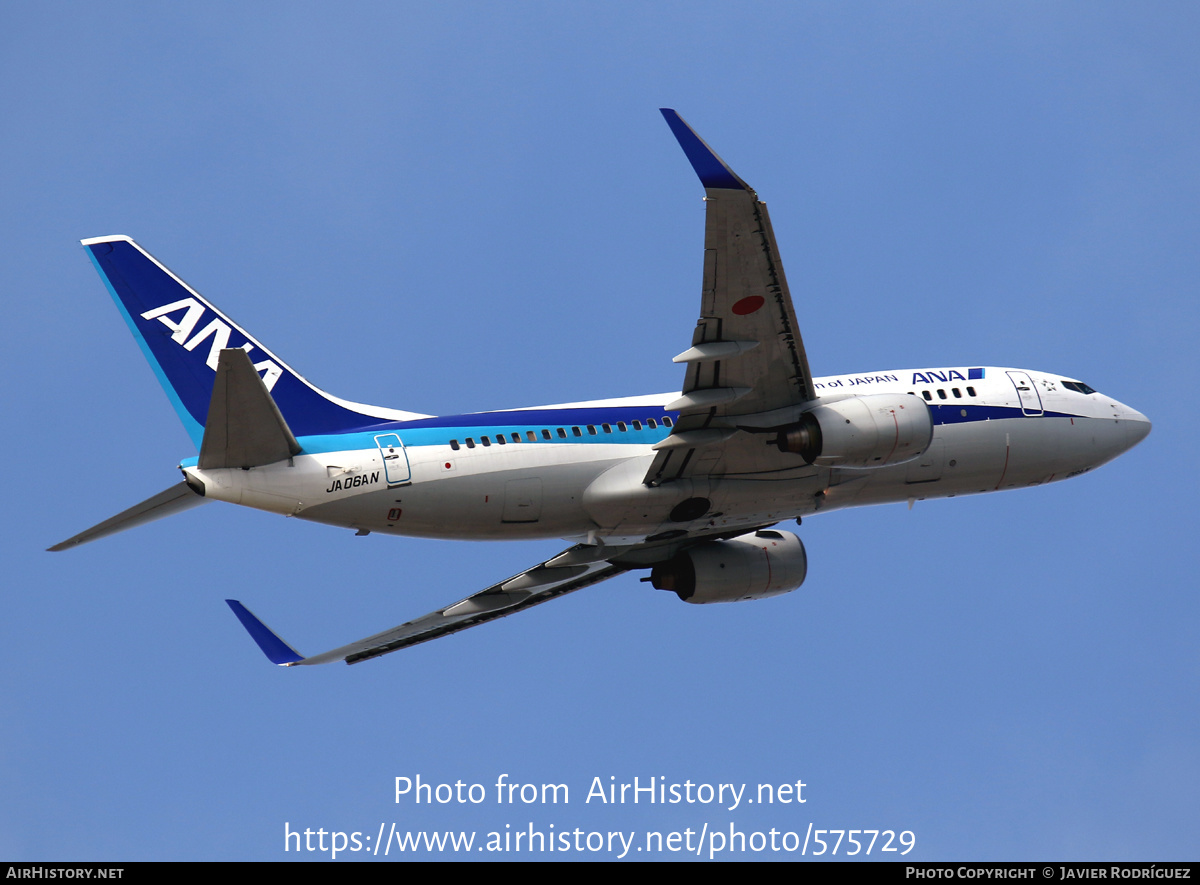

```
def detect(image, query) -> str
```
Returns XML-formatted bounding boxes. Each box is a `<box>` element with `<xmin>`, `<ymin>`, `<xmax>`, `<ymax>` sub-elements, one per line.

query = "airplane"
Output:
<box><xmin>50</xmin><ymin>109</ymin><xmax>1151</xmax><ymax>666</ymax></box>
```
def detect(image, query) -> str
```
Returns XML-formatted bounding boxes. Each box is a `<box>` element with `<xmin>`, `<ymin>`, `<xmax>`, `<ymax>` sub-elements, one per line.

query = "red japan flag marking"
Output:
<box><xmin>731</xmin><ymin>295</ymin><xmax>765</xmax><ymax>315</ymax></box>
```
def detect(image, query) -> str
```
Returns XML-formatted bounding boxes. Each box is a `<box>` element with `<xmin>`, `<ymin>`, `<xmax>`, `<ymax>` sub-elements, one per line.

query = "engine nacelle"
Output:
<box><xmin>649</xmin><ymin>530</ymin><xmax>807</xmax><ymax>604</ymax></box>
<box><xmin>775</xmin><ymin>393</ymin><xmax>932</xmax><ymax>468</ymax></box>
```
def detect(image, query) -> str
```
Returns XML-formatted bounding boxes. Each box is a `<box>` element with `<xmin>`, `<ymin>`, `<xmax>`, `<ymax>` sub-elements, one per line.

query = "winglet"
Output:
<box><xmin>225</xmin><ymin>600</ymin><xmax>305</xmax><ymax>665</ymax></box>
<box><xmin>659</xmin><ymin>109</ymin><xmax>752</xmax><ymax>191</ymax></box>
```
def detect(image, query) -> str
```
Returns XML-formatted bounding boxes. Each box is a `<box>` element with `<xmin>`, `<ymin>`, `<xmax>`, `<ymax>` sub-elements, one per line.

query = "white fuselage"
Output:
<box><xmin>183</xmin><ymin>365</ymin><xmax>1150</xmax><ymax>545</ymax></box>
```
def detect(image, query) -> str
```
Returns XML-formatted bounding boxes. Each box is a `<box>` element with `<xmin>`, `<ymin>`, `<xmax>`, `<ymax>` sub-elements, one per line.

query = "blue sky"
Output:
<box><xmin>2</xmin><ymin>2</ymin><xmax>1196</xmax><ymax>861</ymax></box>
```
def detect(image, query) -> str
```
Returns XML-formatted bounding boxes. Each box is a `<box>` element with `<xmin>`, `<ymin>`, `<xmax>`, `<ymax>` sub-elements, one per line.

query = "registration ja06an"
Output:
<box><xmin>805</xmin><ymin>826</ymin><xmax>915</xmax><ymax>855</ymax></box>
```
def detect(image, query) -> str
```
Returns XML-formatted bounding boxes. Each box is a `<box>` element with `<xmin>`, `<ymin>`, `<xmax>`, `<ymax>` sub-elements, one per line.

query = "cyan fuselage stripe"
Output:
<box><xmin>295</xmin><ymin>405</ymin><xmax>683</xmax><ymax>454</ymax></box>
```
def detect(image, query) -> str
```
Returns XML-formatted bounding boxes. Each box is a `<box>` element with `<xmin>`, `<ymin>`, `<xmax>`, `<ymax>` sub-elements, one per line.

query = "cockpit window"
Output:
<box><xmin>1062</xmin><ymin>380</ymin><xmax>1097</xmax><ymax>395</ymax></box>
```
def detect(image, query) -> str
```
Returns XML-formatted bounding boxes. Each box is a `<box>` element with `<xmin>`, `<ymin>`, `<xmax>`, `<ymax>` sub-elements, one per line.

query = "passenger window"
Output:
<box><xmin>602</xmin><ymin>423</ymin><xmax>612</xmax><ymax>433</ymax></box>
<box><xmin>663</xmin><ymin>416</ymin><xmax>674</xmax><ymax>427</ymax></box>
<box><xmin>587</xmin><ymin>425</ymin><xmax>597</xmax><ymax>435</ymax></box>
<box><xmin>632</xmin><ymin>420</ymin><xmax>642</xmax><ymax>430</ymax></box>
<box><xmin>617</xmin><ymin>422</ymin><xmax>627</xmax><ymax>432</ymax></box>
<box><xmin>967</xmin><ymin>386</ymin><xmax>976</xmax><ymax>397</ymax></box>
<box><xmin>572</xmin><ymin>427</ymin><xmax>582</xmax><ymax>437</ymax></box>
<box><xmin>647</xmin><ymin>419</ymin><xmax>658</xmax><ymax>429</ymax></box>
<box><xmin>952</xmin><ymin>388</ymin><xmax>962</xmax><ymax>398</ymax></box>
<box><xmin>937</xmin><ymin>389</ymin><xmax>947</xmax><ymax>400</ymax></box>
<box><xmin>450</xmin><ymin>440</ymin><xmax>460</xmax><ymax>451</ymax></box>
<box><xmin>922</xmin><ymin>391</ymin><xmax>932</xmax><ymax>401</ymax></box>
<box><xmin>526</xmin><ymin>431</ymin><xmax>537</xmax><ymax>442</ymax></box>
<box><xmin>557</xmin><ymin>428</ymin><xmax>567</xmax><ymax>439</ymax></box>
<box><xmin>495</xmin><ymin>435</ymin><xmax>506</xmax><ymax>445</ymax></box>
<box><xmin>466</xmin><ymin>438</ymin><xmax>476</xmax><ymax>449</ymax></box>
<box><xmin>542</xmin><ymin>429</ymin><xmax>552</xmax><ymax>440</ymax></box>
<box><xmin>482</xmin><ymin>437</ymin><xmax>492</xmax><ymax>446</ymax></box>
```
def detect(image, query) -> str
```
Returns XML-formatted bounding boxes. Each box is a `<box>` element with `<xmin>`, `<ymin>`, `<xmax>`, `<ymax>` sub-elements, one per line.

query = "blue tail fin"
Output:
<box><xmin>82</xmin><ymin>236</ymin><xmax>425</xmax><ymax>447</ymax></box>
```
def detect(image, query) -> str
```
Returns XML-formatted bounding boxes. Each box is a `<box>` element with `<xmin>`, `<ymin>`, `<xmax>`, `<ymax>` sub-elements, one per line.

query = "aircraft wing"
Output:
<box><xmin>228</xmin><ymin>550</ymin><xmax>628</xmax><ymax>665</ymax></box>
<box><xmin>646</xmin><ymin>109</ymin><xmax>818</xmax><ymax>485</ymax></box>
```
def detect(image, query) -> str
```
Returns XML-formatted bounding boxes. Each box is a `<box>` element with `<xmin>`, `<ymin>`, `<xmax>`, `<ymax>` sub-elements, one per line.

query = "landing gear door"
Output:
<box><xmin>374</xmin><ymin>433</ymin><xmax>412</xmax><ymax>485</ymax></box>
<box><xmin>502</xmin><ymin>478</ymin><xmax>543</xmax><ymax>523</ymax></box>
<box><xmin>1006</xmin><ymin>371</ymin><xmax>1044</xmax><ymax>416</ymax></box>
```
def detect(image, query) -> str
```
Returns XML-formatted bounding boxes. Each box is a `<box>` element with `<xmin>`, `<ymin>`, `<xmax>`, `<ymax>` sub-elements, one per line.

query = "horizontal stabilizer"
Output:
<box><xmin>48</xmin><ymin>482</ymin><xmax>207</xmax><ymax>551</ymax></box>
<box><xmin>199</xmin><ymin>348</ymin><xmax>302</xmax><ymax>469</ymax></box>
<box><xmin>225</xmin><ymin>600</ymin><xmax>305</xmax><ymax>665</ymax></box>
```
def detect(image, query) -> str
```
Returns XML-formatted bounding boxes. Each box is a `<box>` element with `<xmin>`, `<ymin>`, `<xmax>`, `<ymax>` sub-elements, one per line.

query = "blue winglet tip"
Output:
<box><xmin>659</xmin><ymin>108</ymin><xmax>747</xmax><ymax>191</ymax></box>
<box><xmin>226</xmin><ymin>599</ymin><xmax>305</xmax><ymax>666</ymax></box>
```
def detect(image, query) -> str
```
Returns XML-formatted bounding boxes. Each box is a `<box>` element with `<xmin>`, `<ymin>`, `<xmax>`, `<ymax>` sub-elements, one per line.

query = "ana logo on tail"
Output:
<box><xmin>140</xmin><ymin>297</ymin><xmax>283</xmax><ymax>390</ymax></box>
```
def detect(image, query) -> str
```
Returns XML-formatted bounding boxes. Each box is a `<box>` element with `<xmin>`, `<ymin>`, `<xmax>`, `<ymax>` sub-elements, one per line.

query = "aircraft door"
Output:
<box><xmin>374</xmin><ymin>433</ymin><xmax>412</xmax><ymax>485</ymax></box>
<box><xmin>1006</xmin><ymin>371</ymin><xmax>1044</xmax><ymax>416</ymax></box>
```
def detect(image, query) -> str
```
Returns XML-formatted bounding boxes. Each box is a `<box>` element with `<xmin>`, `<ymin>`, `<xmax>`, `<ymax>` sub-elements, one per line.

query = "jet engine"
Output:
<box><xmin>649</xmin><ymin>530</ymin><xmax>807</xmax><ymax>604</ymax></box>
<box><xmin>774</xmin><ymin>393</ymin><xmax>932</xmax><ymax>468</ymax></box>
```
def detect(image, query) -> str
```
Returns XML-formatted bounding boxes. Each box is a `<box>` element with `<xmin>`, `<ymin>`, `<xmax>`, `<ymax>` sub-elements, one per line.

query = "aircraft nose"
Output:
<box><xmin>1125</xmin><ymin>408</ymin><xmax>1152</xmax><ymax>447</ymax></box>
<box><xmin>1083</xmin><ymin>399</ymin><xmax>1150</xmax><ymax>468</ymax></box>
<box><xmin>1108</xmin><ymin>399</ymin><xmax>1151</xmax><ymax>454</ymax></box>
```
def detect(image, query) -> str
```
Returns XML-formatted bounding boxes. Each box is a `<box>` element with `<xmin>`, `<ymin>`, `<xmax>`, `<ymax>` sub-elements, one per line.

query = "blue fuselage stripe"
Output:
<box><xmin>927</xmin><ymin>403</ymin><xmax>1072</xmax><ymax>424</ymax></box>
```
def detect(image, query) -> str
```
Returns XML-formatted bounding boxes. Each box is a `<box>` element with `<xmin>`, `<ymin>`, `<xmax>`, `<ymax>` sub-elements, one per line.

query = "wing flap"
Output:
<box><xmin>685</xmin><ymin>192</ymin><xmax>815</xmax><ymax>412</ymax></box>
<box><xmin>228</xmin><ymin>550</ymin><xmax>627</xmax><ymax>666</ymax></box>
